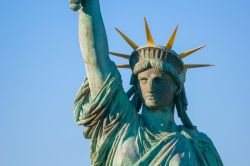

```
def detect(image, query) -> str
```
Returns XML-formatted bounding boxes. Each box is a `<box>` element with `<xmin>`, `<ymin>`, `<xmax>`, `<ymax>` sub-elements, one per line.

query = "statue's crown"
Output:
<box><xmin>129</xmin><ymin>45</ymin><xmax>185</xmax><ymax>75</ymax></box>
<box><xmin>110</xmin><ymin>18</ymin><xmax>213</xmax><ymax>74</ymax></box>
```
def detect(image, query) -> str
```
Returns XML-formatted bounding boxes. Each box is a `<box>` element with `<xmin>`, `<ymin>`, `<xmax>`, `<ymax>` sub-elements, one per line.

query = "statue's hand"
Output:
<box><xmin>70</xmin><ymin>0</ymin><xmax>83</xmax><ymax>11</ymax></box>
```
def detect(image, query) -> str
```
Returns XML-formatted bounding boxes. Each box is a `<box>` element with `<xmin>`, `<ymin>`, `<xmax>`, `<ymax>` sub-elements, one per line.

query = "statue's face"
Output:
<box><xmin>137</xmin><ymin>68</ymin><xmax>178</xmax><ymax>110</ymax></box>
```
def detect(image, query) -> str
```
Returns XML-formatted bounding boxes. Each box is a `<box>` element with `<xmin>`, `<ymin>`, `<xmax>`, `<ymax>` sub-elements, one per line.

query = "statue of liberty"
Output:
<box><xmin>70</xmin><ymin>0</ymin><xmax>223</xmax><ymax>165</ymax></box>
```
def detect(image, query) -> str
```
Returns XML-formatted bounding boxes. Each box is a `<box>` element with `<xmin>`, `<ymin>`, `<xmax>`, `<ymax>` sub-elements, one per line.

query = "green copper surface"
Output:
<box><xmin>70</xmin><ymin>0</ymin><xmax>223</xmax><ymax>165</ymax></box>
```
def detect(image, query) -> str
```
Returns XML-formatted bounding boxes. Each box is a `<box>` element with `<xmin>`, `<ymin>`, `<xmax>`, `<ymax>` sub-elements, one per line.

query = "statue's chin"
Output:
<box><xmin>144</xmin><ymin>99</ymin><xmax>173</xmax><ymax>110</ymax></box>
<box><xmin>145</xmin><ymin>100</ymin><xmax>163</xmax><ymax>110</ymax></box>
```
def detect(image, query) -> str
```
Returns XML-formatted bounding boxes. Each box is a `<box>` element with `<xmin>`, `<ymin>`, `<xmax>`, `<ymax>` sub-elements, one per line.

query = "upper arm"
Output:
<box><xmin>74</xmin><ymin>69</ymin><xmax>138</xmax><ymax>138</ymax></box>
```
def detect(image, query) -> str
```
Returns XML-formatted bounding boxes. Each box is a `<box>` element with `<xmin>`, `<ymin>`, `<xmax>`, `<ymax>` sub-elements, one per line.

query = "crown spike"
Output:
<box><xmin>144</xmin><ymin>17</ymin><xmax>155</xmax><ymax>46</ymax></box>
<box><xmin>179</xmin><ymin>45</ymin><xmax>206</xmax><ymax>59</ymax></box>
<box><xmin>109</xmin><ymin>52</ymin><xmax>130</xmax><ymax>60</ymax></box>
<box><xmin>116</xmin><ymin>64</ymin><xmax>131</xmax><ymax>69</ymax></box>
<box><xmin>166</xmin><ymin>25</ymin><xmax>178</xmax><ymax>49</ymax></box>
<box><xmin>115</xmin><ymin>28</ymin><xmax>138</xmax><ymax>49</ymax></box>
<box><xmin>185</xmin><ymin>64</ymin><xmax>214</xmax><ymax>69</ymax></box>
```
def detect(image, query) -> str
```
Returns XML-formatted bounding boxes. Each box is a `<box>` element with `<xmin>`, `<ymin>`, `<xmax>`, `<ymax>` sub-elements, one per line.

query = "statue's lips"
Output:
<box><xmin>145</xmin><ymin>95</ymin><xmax>157</xmax><ymax>100</ymax></box>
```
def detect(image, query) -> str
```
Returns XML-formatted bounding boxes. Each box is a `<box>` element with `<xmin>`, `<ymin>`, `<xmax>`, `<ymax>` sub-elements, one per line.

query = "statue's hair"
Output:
<box><xmin>132</xmin><ymin>59</ymin><xmax>185</xmax><ymax>86</ymax></box>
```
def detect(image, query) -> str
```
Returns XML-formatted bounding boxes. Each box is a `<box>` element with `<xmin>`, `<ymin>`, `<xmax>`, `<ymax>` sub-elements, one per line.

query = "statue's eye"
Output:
<box><xmin>154</xmin><ymin>77</ymin><xmax>165</xmax><ymax>82</ymax></box>
<box><xmin>139</xmin><ymin>78</ymin><xmax>148</xmax><ymax>84</ymax></box>
<box><xmin>154</xmin><ymin>77</ymin><xmax>169</xmax><ymax>85</ymax></box>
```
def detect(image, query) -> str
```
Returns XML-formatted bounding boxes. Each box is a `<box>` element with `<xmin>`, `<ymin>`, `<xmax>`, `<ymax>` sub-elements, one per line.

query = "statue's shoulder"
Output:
<box><xmin>179</xmin><ymin>125</ymin><xmax>223</xmax><ymax>166</ymax></box>
<box><xmin>179</xmin><ymin>125</ymin><xmax>212</xmax><ymax>143</ymax></box>
<box><xmin>179</xmin><ymin>125</ymin><xmax>218</xmax><ymax>151</ymax></box>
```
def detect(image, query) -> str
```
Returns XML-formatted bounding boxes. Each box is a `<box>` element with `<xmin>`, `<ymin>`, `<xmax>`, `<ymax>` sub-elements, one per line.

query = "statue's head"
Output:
<box><xmin>130</xmin><ymin>45</ymin><xmax>186</xmax><ymax>110</ymax></box>
<box><xmin>111</xmin><ymin>18</ymin><xmax>212</xmax><ymax>128</ymax></box>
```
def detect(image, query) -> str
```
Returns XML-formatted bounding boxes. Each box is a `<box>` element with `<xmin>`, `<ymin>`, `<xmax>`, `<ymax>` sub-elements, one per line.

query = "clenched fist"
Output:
<box><xmin>69</xmin><ymin>0</ymin><xmax>83</xmax><ymax>11</ymax></box>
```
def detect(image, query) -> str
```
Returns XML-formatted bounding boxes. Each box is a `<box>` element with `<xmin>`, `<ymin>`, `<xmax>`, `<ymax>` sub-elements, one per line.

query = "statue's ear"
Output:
<box><xmin>135</xmin><ymin>81</ymin><xmax>144</xmax><ymax>99</ymax></box>
<box><xmin>130</xmin><ymin>75</ymin><xmax>141</xmax><ymax>93</ymax></box>
<box><xmin>129</xmin><ymin>74</ymin><xmax>137</xmax><ymax>85</ymax></box>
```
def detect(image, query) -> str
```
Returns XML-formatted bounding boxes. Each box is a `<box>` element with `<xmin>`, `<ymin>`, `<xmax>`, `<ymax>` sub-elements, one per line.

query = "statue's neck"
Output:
<box><xmin>141</xmin><ymin>104</ymin><xmax>178</xmax><ymax>134</ymax></box>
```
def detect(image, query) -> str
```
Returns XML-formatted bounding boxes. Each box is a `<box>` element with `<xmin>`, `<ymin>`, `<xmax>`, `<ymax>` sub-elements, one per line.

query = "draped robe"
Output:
<box><xmin>74</xmin><ymin>69</ymin><xmax>223</xmax><ymax>166</ymax></box>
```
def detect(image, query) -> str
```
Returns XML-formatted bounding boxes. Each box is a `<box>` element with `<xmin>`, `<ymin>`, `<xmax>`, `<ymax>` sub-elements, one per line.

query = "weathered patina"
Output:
<box><xmin>70</xmin><ymin>0</ymin><xmax>223</xmax><ymax>165</ymax></box>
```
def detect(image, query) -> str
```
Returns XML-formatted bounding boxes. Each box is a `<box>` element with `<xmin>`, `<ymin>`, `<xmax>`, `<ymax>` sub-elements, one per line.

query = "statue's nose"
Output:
<box><xmin>147</xmin><ymin>80</ymin><xmax>156</xmax><ymax>93</ymax></box>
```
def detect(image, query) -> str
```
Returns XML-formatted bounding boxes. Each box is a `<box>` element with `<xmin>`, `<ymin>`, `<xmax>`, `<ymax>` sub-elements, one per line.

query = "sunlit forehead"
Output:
<box><xmin>138</xmin><ymin>68</ymin><xmax>173</xmax><ymax>81</ymax></box>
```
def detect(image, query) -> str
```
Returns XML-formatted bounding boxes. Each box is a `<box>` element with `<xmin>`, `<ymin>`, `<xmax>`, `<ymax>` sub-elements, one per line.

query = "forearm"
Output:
<box><xmin>78</xmin><ymin>0</ymin><xmax>114</xmax><ymax>97</ymax></box>
<box><xmin>79</xmin><ymin>0</ymin><xmax>110</xmax><ymax>65</ymax></box>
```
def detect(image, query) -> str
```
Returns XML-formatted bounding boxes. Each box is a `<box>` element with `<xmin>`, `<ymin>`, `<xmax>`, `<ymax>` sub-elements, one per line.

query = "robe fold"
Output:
<box><xmin>74</xmin><ymin>69</ymin><xmax>223</xmax><ymax>166</ymax></box>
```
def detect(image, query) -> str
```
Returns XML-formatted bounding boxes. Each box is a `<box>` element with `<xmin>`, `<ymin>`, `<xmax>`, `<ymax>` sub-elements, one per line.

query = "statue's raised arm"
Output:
<box><xmin>70</xmin><ymin>1</ymin><xmax>223</xmax><ymax>165</ymax></box>
<box><xmin>70</xmin><ymin>0</ymin><xmax>114</xmax><ymax>98</ymax></box>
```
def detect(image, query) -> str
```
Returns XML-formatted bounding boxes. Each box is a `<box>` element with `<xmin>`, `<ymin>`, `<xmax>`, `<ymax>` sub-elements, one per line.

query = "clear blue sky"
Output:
<box><xmin>1</xmin><ymin>0</ymin><xmax>250</xmax><ymax>165</ymax></box>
